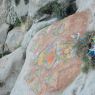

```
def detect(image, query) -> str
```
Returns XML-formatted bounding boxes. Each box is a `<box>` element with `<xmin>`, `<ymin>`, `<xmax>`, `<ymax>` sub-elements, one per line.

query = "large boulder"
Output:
<box><xmin>6</xmin><ymin>27</ymin><xmax>25</xmax><ymax>52</ymax></box>
<box><xmin>10</xmin><ymin>10</ymin><xmax>90</xmax><ymax>95</ymax></box>
<box><xmin>0</xmin><ymin>47</ymin><xmax>25</xmax><ymax>95</ymax></box>
<box><xmin>62</xmin><ymin>70</ymin><xmax>95</xmax><ymax>95</ymax></box>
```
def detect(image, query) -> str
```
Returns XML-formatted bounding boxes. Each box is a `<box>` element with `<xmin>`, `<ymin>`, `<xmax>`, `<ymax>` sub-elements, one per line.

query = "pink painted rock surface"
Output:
<box><xmin>11</xmin><ymin>10</ymin><xmax>91</xmax><ymax>95</ymax></box>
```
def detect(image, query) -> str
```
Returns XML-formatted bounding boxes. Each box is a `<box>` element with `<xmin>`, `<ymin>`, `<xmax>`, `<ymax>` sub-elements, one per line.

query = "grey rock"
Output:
<box><xmin>63</xmin><ymin>70</ymin><xmax>95</xmax><ymax>95</ymax></box>
<box><xmin>0</xmin><ymin>47</ymin><xmax>25</xmax><ymax>95</ymax></box>
<box><xmin>6</xmin><ymin>27</ymin><xmax>25</xmax><ymax>52</ymax></box>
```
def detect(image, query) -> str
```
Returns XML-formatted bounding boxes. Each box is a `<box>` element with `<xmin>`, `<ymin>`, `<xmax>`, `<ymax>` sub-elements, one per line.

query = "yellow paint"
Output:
<box><xmin>38</xmin><ymin>52</ymin><xmax>45</xmax><ymax>65</ymax></box>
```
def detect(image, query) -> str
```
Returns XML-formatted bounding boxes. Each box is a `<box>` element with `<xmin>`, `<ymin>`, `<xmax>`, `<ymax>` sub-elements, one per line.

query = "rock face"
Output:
<box><xmin>0</xmin><ymin>0</ymin><xmax>8</xmax><ymax>25</ymax></box>
<box><xmin>10</xmin><ymin>10</ymin><xmax>90</xmax><ymax>95</ymax></box>
<box><xmin>14</xmin><ymin>0</ymin><xmax>29</xmax><ymax>17</ymax></box>
<box><xmin>0</xmin><ymin>0</ymin><xmax>77</xmax><ymax>25</ymax></box>
<box><xmin>0</xmin><ymin>0</ymin><xmax>15</xmax><ymax>25</ymax></box>
<box><xmin>76</xmin><ymin>0</ymin><xmax>94</xmax><ymax>12</ymax></box>
<box><xmin>28</xmin><ymin>0</ymin><xmax>60</xmax><ymax>17</ymax></box>
<box><xmin>62</xmin><ymin>70</ymin><xmax>95</xmax><ymax>95</ymax></box>
<box><xmin>0</xmin><ymin>47</ymin><xmax>25</xmax><ymax>95</ymax></box>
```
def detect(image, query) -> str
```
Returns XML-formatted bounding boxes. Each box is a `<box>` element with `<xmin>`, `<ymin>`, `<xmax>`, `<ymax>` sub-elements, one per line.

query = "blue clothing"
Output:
<box><xmin>88</xmin><ymin>49</ymin><xmax>95</xmax><ymax>57</ymax></box>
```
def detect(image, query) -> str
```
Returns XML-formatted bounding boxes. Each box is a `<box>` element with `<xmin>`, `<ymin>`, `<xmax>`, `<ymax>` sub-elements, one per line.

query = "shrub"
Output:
<box><xmin>37</xmin><ymin>0</ymin><xmax>77</xmax><ymax>19</ymax></box>
<box><xmin>75</xmin><ymin>31</ymin><xmax>95</xmax><ymax>73</ymax></box>
<box><xmin>14</xmin><ymin>18</ymin><xmax>21</xmax><ymax>27</ymax></box>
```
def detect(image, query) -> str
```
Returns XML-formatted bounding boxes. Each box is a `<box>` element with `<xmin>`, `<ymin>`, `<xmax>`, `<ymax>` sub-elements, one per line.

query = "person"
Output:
<box><xmin>88</xmin><ymin>36</ymin><xmax>95</xmax><ymax>58</ymax></box>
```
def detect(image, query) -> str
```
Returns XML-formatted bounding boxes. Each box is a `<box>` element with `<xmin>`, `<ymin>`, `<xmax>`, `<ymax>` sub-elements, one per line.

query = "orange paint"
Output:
<box><xmin>46</xmin><ymin>51</ymin><xmax>55</xmax><ymax>64</ymax></box>
<box><xmin>38</xmin><ymin>52</ymin><xmax>45</xmax><ymax>65</ymax></box>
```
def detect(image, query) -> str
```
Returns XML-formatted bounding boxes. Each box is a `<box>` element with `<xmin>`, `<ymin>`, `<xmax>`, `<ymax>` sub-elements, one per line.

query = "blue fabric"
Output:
<box><xmin>88</xmin><ymin>50</ymin><xmax>95</xmax><ymax>57</ymax></box>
